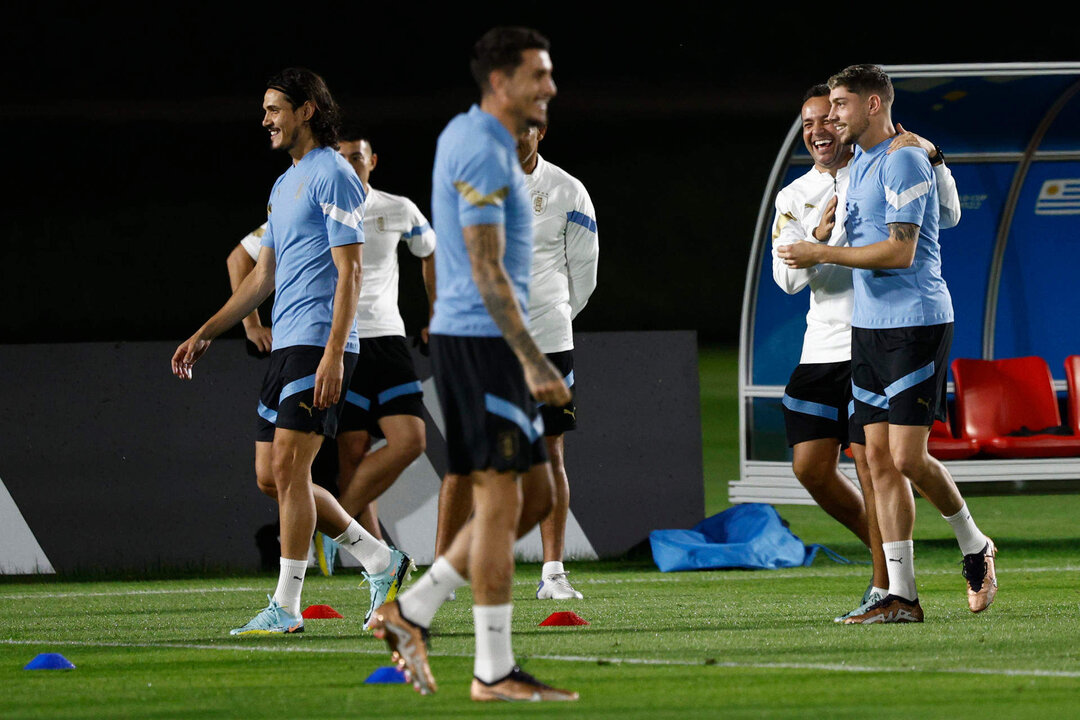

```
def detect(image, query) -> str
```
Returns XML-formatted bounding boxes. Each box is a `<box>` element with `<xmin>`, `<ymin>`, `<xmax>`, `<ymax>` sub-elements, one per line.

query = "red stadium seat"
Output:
<box><xmin>1067</xmin><ymin>355</ymin><xmax>1080</xmax><ymax>435</ymax></box>
<box><xmin>952</xmin><ymin>356</ymin><xmax>1080</xmax><ymax>458</ymax></box>
<box><xmin>927</xmin><ymin>419</ymin><xmax>980</xmax><ymax>460</ymax></box>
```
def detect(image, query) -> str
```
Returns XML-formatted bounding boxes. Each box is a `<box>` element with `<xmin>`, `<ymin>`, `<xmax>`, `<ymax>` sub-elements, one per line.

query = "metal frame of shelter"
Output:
<box><xmin>733</xmin><ymin>62</ymin><xmax>1080</xmax><ymax>505</ymax></box>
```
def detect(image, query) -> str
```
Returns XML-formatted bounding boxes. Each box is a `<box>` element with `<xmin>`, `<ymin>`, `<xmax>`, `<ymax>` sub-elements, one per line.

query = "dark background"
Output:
<box><xmin>3</xmin><ymin>7</ymin><xmax>1074</xmax><ymax>346</ymax></box>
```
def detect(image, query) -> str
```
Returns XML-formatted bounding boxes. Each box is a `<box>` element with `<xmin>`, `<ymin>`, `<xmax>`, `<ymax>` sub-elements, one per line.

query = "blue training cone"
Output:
<box><xmin>364</xmin><ymin>665</ymin><xmax>407</xmax><ymax>684</ymax></box>
<box><xmin>24</xmin><ymin>653</ymin><xmax>76</xmax><ymax>670</ymax></box>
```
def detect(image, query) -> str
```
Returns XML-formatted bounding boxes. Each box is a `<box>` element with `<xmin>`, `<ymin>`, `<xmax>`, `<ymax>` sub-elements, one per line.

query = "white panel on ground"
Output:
<box><xmin>514</xmin><ymin>509</ymin><xmax>598</xmax><ymax>562</ymax></box>
<box><xmin>0</xmin><ymin>476</ymin><xmax>55</xmax><ymax>574</ymax></box>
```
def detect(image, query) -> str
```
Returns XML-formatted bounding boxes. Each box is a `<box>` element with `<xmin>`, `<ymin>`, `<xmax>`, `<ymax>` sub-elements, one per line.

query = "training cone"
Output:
<box><xmin>302</xmin><ymin>604</ymin><xmax>343</xmax><ymax>619</ymax></box>
<box><xmin>364</xmin><ymin>666</ymin><xmax>407</xmax><ymax>684</ymax></box>
<box><xmin>24</xmin><ymin>653</ymin><xmax>76</xmax><ymax>670</ymax></box>
<box><xmin>539</xmin><ymin>611</ymin><xmax>589</xmax><ymax>626</ymax></box>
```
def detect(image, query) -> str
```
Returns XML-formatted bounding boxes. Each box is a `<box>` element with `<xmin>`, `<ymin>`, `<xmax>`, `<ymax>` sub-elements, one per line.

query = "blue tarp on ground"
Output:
<box><xmin>649</xmin><ymin>503</ymin><xmax>853</xmax><ymax>572</ymax></box>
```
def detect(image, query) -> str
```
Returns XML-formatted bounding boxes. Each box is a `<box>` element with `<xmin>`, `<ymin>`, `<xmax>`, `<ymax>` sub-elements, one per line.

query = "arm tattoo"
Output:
<box><xmin>464</xmin><ymin>225</ymin><xmax>546</xmax><ymax>366</ymax></box>
<box><xmin>888</xmin><ymin>222</ymin><xmax>919</xmax><ymax>243</ymax></box>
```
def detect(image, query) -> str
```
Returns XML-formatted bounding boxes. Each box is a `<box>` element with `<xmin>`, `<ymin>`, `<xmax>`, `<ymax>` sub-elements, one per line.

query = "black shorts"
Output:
<box><xmin>256</xmin><ymin>346</ymin><xmax>359</xmax><ymax>442</ymax></box>
<box><xmin>338</xmin><ymin>335</ymin><xmax>425</xmax><ymax>437</ymax></box>
<box><xmin>782</xmin><ymin>361</ymin><xmax>864</xmax><ymax>448</ymax></box>
<box><xmin>851</xmin><ymin>323</ymin><xmax>952</xmax><ymax>428</ymax></box>
<box><xmin>537</xmin><ymin>350</ymin><xmax>577</xmax><ymax>437</ymax></box>
<box><xmin>430</xmin><ymin>334</ymin><xmax>548</xmax><ymax>476</ymax></box>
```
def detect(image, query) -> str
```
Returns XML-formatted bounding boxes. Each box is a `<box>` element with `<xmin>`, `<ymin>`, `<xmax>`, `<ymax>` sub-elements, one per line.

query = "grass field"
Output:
<box><xmin>3</xmin><ymin>347</ymin><xmax>1079</xmax><ymax>718</ymax></box>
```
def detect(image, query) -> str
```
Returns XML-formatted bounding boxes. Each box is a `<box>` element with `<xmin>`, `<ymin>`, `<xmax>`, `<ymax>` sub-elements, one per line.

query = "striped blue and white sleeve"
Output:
<box><xmin>566</xmin><ymin>184</ymin><xmax>598</xmax><ymax>318</ymax></box>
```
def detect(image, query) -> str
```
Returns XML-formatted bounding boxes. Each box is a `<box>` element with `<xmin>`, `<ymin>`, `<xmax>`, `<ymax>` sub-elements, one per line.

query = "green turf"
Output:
<box><xmin>3</xmin><ymin>551</ymin><xmax>1079</xmax><ymax>718</ymax></box>
<box><xmin>3</xmin><ymin>346</ymin><xmax>1079</xmax><ymax>717</ymax></box>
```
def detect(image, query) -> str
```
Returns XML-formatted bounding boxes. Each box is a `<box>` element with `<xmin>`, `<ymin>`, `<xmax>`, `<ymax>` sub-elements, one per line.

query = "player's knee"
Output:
<box><xmin>389</xmin><ymin>425</ymin><xmax>425</xmax><ymax>462</ymax></box>
<box><xmin>864</xmin><ymin>442</ymin><xmax>894</xmax><ymax>474</ymax></box>
<box><xmin>256</xmin><ymin>473</ymin><xmax>277</xmax><ymax>499</ymax></box>
<box><xmin>792</xmin><ymin>456</ymin><xmax>832</xmax><ymax>489</ymax></box>
<box><xmin>891</xmin><ymin>447</ymin><xmax>929</xmax><ymax>479</ymax></box>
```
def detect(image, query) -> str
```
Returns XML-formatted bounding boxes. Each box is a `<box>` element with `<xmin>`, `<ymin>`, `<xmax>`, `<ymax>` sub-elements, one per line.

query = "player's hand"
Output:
<box><xmin>525</xmin><ymin>355</ymin><xmax>571</xmax><ymax>407</ymax></box>
<box><xmin>171</xmin><ymin>334</ymin><xmax>212</xmax><ymax>379</ymax></box>
<box><xmin>314</xmin><ymin>351</ymin><xmax>344</xmax><ymax>409</ymax></box>
<box><xmin>812</xmin><ymin>196</ymin><xmax>838</xmax><ymax>242</ymax></box>
<box><xmin>244</xmin><ymin>324</ymin><xmax>273</xmax><ymax>353</ymax></box>
<box><xmin>412</xmin><ymin>329</ymin><xmax>431</xmax><ymax>357</ymax></box>
<box><xmin>888</xmin><ymin>123</ymin><xmax>935</xmax><ymax>155</ymax></box>
<box><xmin>776</xmin><ymin>240</ymin><xmax>822</xmax><ymax>269</ymax></box>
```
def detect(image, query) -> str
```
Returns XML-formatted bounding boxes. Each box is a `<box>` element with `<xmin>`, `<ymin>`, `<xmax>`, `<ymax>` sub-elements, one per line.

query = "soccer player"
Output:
<box><xmin>370</xmin><ymin>27</ymin><xmax>578</xmax><ymax>701</ymax></box>
<box><xmin>433</xmin><ymin>123</ymin><xmax>598</xmax><ymax>601</ymax></box>
<box><xmin>332</xmin><ymin>130</ymin><xmax>434</xmax><ymax>569</ymax></box>
<box><xmin>173</xmin><ymin>67</ymin><xmax>408</xmax><ymax>635</ymax></box>
<box><xmin>223</xmin><ymin>128</ymin><xmax>428</xmax><ymax>623</ymax></box>
<box><xmin>778</xmin><ymin>65</ymin><xmax>998</xmax><ymax>623</ymax></box>
<box><xmin>772</xmin><ymin>84</ymin><xmax>961</xmax><ymax>621</ymax></box>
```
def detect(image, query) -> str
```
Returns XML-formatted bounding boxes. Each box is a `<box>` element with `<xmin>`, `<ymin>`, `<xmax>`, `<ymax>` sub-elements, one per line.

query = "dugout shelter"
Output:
<box><xmin>733</xmin><ymin>63</ymin><xmax>1080</xmax><ymax>504</ymax></box>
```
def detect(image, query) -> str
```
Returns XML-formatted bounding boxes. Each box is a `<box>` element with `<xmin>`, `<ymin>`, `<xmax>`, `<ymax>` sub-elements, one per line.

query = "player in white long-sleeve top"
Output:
<box><xmin>771</xmin><ymin>84</ymin><xmax>960</xmax><ymax>621</ymax></box>
<box><xmin>521</xmin><ymin>123</ymin><xmax>598</xmax><ymax>599</ymax></box>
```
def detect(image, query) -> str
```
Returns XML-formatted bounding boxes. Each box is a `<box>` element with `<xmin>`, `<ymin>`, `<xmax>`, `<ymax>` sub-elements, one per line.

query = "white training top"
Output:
<box><xmin>523</xmin><ymin>154</ymin><xmax>599</xmax><ymax>353</ymax></box>
<box><xmin>239</xmin><ymin>186</ymin><xmax>436</xmax><ymax>338</ymax></box>
<box><xmin>771</xmin><ymin>160</ymin><xmax>960</xmax><ymax>364</ymax></box>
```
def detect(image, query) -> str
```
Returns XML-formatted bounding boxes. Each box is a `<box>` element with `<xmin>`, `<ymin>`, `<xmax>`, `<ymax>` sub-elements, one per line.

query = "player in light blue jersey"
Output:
<box><xmin>173</xmin><ymin>68</ymin><xmax>410</xmax><ymax>636</ymax></box>
<box><xmin>778</xmin><ymin>65</ymin><xmax>997</xmax><ymax>623</ymax></box>
<box><xmin>369</xmin><ymin>27</ymin><xmax>577</xmax><ymax>702</ymax></box>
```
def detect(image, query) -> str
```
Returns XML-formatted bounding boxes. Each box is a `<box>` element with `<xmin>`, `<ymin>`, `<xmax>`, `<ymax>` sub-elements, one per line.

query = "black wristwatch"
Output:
<box><xmin>928</xmin><ymin>145</ymin><xmax>945</xmax><ymax>166</ymax></box>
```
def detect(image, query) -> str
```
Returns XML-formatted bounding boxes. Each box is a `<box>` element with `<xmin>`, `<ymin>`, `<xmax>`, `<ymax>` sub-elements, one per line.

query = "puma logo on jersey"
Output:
<box><xmin>562</xmin><ymin>408</ymin><xmax>576</xmax><ymax>420</ymax></box>
<box><xmin>916</xmin><ymin>397</ymin><xmax>931</xmax><ymax>409</ymax></box>
<box><xmin>804</xmin><ymin>203</ymin><xmax>816</xmax><ymax>209</ymax></box>
<box><xmin>298</xmin><ymin>402</ymin><xmax>315</xmax><ymax>417</ymax></box>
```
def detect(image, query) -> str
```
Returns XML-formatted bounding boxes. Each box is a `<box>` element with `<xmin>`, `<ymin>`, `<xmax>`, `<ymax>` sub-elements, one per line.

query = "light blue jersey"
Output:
<box><xmin>846</xmin><ymin>139</ymin><xmax>953</xmax><ymax>329</ymax></box>
<box><xmin>429</xmin><ymin>105</ymin><xmax>533</xmax><ymax>337</ymax></box>
<box><xmin>261</xmin><ymin>146</ymin><xmax>365</xmax><ymax>352</ymax></box>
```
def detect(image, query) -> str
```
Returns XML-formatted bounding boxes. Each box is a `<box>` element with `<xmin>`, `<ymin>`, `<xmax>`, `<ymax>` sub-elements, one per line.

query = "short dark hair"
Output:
<box><xmin>339</xmin><ymin>123</ymin><xmax>372</xmax><ymax>150</ymax></box>
<box><xmin>266</xmin><ymin>67</ymin><xmax>342</xmax><ymax>148</ymax></box>
<box><xmin>828</xmin><ymin>64</ymin><xmax>894</xmax><ymax>105</ymax></box>
<box><xmin>802</xmin><ymin>83</ymin><xmax>831</xmax><ymax>103</ymax></box>
<box><xmin>470</xmin><ymin>26</ymin><xmax>550</xmax><ymax>94</ymax></box>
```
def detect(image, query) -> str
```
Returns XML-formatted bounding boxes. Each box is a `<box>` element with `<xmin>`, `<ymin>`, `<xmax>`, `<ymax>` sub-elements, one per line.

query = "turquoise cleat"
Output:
<box><xmin>314</xmin><ymin>532</ymin><xmax>339</xmax><ymax>577</ymax></box>
<box><xmin>363</xmin><ymin>548</ymin><xmax>415</xmax><ymax>629</ymax></box>
<box><xmin>229</xmin><ymin>595</ymin><xmax>305</xmax><ymax>636</ymax></box>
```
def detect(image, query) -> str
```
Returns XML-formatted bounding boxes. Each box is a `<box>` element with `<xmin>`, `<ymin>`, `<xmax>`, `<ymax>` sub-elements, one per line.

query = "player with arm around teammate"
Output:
<box><xmin>779</xmin><ymin>65</ymin><xmax>997</xmax><ymax>622</ymax></box>
<box><xmin>772</xmin><ymin>83</ymin><xmax>961</xmax><ymax>621</ymax></box>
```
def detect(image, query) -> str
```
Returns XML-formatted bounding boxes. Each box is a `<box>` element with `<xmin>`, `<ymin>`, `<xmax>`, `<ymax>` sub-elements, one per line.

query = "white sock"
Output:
<box><xmin>542</xmin><ymin>561</ymin><xmax>565</xmax><ymax>578</ymax></box>
<box><xmin>473</xmin><ymin>603</ymin><xmax>515</xmax><ymax>683</ymax></box>
<box><xmin>942</xmin><ymin>503</ymin><xmax>988</xmax><ymax>556</ymax></box>
<box><xmin>882</xmin><ymin>540</ymin><xmax>917</xmax><ymax>601</ymax></box>
<box><xmin>273</xmin><ymin>557</ymin><xmax>307</xmax><ymax>617</ymax></box>
<box><xmin>398</xmin><ymin>557</ymin><xmax>468</xmax><ymax>629</ymax></box>
<box><xmin>334</xmin><ymin>520</ymin><xmax>391</xmax><ymax>573</ymax></box>
<box><xmin>871</xmin><ymin>586</ymin><xmax>889</xmax><ymax>600</ymax></box>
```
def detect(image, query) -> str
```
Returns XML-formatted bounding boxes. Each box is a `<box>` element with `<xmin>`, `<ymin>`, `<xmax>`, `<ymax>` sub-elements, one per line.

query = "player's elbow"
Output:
<box><xmin>227</xmin><ymin>244</ymin><xmax>253</xmax><ymax>273</ymax></box>
<box><xmin>886</xmin><ymin>249</ymin><xmax>916</xmax><ymax>269</ymax></box>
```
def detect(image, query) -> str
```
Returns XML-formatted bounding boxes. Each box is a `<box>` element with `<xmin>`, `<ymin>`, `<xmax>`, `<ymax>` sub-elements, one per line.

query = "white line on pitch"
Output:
<box><xmin>1</xmin><ymin>564</ymin><xmax>1077</xmax><ymax>600</ymax></box>
<box><xmin>2</xmin><ymin>639</ymin><xmax>1078</xmax><ymax>679</ymax></box>
<box><xmin>0</xmin><ymin>587</ymin><xmax>263</xmax><ymax>601</ymax></box>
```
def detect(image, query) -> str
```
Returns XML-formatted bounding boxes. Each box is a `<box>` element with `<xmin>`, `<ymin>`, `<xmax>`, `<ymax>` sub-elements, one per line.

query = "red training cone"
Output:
<box><xmin>539</xmin><ymin>611</ymin><xmax>589</xmax><ymax>626</ymax></box>
<box><xmin>302</xmin><ymin>604</ymin><xmax>343</xmax><ymax>619</ymax></box>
